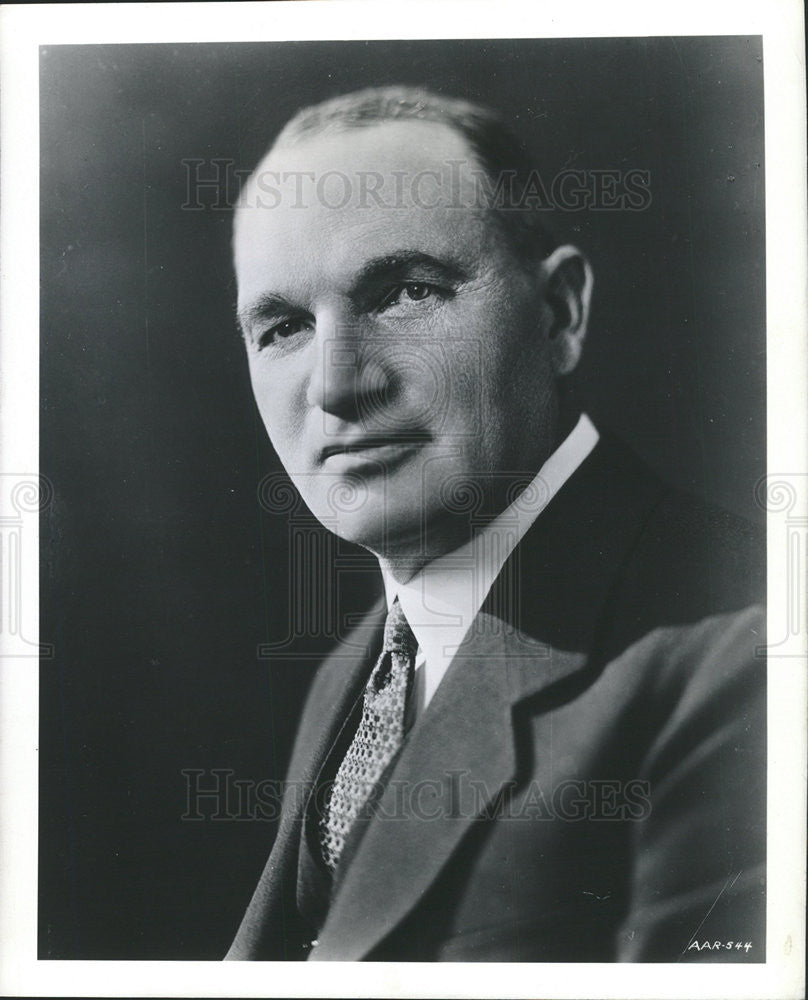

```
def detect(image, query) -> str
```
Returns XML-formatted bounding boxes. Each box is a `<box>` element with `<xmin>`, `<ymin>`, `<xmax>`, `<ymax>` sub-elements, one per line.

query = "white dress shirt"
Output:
<box><xmin>379</xmin><ymin>413</ymin><xmax>600</xmax><ymax>725</ymax></box>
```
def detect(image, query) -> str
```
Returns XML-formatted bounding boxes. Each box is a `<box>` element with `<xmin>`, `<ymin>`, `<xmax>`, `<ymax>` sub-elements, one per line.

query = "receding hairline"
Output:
<box><xmin>269</xmin><ymin>85</ymin><xmax>507</xmax><ymax>150</ymax></box>
<box><xmin>259</xmin><ymin>114</ymin><xmax>479</xmax><ymax>165</ymax></box>
<box><xmin>240</xmin><ymin>85</ymin><xmax>558</xmax><ymax>263</ymax></box>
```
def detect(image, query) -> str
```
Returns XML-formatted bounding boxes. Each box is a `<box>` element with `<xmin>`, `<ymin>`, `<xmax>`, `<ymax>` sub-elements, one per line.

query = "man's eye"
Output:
<box><xmin>378</xmin><ymin>282</ymin><xmax>440</xmax><ymax>311</ymax></box>
<box><xmin>402</xmin><ymin>283</ymin><xmax>433</xmax><ymax>302</ymax></box>
<box><xmin>258</xmin><ymin>317</ymin><xmax>312</xmax><ymax>346</ymax></box>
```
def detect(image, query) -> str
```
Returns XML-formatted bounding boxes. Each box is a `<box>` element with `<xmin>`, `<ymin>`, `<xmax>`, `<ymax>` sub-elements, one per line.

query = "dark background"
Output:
<box><xmin>39</xmin><ymin>37</ymin><xmax>765</xmax><ymax>959</ymax></box>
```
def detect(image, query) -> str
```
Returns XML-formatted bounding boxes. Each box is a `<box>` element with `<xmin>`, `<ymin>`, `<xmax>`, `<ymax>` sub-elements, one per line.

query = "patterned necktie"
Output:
<box><xmin>319</xmin><ymin>597</ymin><xmax>418</xmax><ymax>873</ymax></box>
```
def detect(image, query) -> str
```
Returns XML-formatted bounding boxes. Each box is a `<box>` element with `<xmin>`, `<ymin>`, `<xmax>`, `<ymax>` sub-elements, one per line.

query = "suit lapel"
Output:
<box><xmin>311</xmin><ymin>615</ymin><xmax>588</xmax><ymax>960</ymax></box>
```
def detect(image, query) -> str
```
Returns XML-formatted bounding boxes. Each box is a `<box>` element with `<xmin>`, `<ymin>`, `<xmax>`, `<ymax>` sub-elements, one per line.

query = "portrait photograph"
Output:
<box><xmin>0</xmin><ymin>2</ymin><xmax>805</xmax><ymax>999</ymax></box>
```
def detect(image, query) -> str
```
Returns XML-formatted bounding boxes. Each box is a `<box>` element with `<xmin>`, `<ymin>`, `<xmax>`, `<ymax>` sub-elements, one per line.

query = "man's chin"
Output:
<box><xmin>317</xmin><ymin>507</ymin><xmax>476</xmax><ymax>574</ymax></box>
<box><xmin>316</xmin><ymin>510</ymin><xmax>423</xmax><ymax>556</ymax></box>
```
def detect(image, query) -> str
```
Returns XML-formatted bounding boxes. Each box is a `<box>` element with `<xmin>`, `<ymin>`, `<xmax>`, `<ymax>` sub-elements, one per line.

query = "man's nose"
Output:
<box><xmin>305</xmin><ymin>310</ymin><xmax>391</xmax><ymax>421</ymax></box>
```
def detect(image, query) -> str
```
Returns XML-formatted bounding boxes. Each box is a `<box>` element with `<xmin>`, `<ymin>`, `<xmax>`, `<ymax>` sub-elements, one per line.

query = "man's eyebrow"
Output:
<box><xmin>352</xmin><ymin>251</ymin><xmax>467</xmax><ymax>290</ymax></box>
<box><xmin>236</xmin><ymin>293</ymin><xmax>296</xmax><ymax>335</ymax></box>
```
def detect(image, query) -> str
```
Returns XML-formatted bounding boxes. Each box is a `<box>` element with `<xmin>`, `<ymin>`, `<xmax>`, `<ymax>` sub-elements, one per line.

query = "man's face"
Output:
<box><xmin>234</xmin><ymin>120</ymin><xmax>561</xmax><ymax>562</ymax></box>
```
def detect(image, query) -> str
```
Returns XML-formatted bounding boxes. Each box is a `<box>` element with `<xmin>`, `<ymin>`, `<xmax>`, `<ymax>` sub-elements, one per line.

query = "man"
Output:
<box><xmin>226</xmin><ymin>87</ymin><xmax>765</xmax><ymax>962</ymax></box>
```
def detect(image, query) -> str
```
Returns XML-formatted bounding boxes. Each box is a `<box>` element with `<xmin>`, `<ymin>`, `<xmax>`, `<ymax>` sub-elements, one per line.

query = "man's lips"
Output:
<box><xmin>319</xmin><ymin>433</ymin><xmax>429</xmax><ymax>463</ymax></box>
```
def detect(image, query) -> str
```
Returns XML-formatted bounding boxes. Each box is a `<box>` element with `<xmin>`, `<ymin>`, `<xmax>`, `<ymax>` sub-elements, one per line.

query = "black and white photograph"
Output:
<box><xmin>0</xmin><ymin>2</ymin><xmax>805</xmax><ymax>998</ymax></box>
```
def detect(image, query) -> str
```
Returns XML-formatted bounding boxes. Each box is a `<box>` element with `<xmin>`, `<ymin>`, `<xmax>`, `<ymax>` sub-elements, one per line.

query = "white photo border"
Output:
<box><xmin>1</xmin><ymin>2</ymin><xmax>805</xmax><ymax>998</ymax></box>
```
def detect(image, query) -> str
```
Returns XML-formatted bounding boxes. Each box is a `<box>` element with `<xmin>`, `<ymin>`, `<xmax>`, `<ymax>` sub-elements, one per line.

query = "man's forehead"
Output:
<box><xmin>234</xmin><ymin>194</ymin><xmax>488</xmax><ymax>309</ymax></box>
<box><xmin>233</xmin><ymin>118</ymin><xmax>497</xmax><ymax>301</ymax></box>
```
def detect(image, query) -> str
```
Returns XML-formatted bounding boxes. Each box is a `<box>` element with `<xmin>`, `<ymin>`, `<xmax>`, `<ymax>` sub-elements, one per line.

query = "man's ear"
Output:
<box><xmin>540</xmin><ymin>245</ymin><xmax>594</xmax><ymax>376</ymax></box>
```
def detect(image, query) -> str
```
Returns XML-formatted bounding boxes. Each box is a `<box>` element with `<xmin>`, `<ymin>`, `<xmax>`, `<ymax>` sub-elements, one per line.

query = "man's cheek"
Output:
<box><xmin>252</xmin><ymin>378</ymin><xmax>303</xmax><ymax>446</ymax></box>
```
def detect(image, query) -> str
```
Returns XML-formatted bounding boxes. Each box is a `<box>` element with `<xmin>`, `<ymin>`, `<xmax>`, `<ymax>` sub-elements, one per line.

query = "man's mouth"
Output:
<box><xmin>320</xmin><ymin>434</ymin><xmax>429</xmax><ymax>466</ymax></box>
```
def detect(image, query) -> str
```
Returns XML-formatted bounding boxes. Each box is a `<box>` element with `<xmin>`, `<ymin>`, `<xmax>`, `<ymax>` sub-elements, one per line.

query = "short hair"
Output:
<box><xmin>264</xmin><ymin>85</ymin><xmax>558</xmax><ymax>265</ymax></box>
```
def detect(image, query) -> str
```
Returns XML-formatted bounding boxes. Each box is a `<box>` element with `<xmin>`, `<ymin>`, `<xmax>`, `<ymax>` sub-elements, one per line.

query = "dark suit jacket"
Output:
<box><xmin>226</xmin><ymin>433</ymin><xmax>766</xmax><ymax>962</ymax></box>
